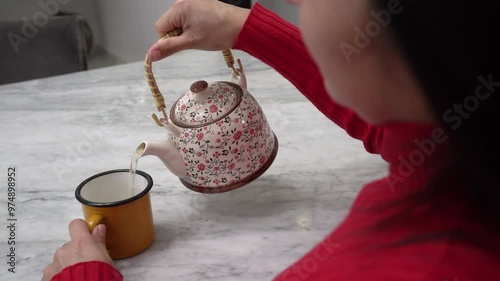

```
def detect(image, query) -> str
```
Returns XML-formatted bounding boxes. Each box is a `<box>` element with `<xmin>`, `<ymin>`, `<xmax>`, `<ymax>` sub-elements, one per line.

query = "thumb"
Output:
<box><xmin>148</xmin><ymin>35</ymin><xmax>195</xmax><ymax>61</ymax></box>
<box><xmin>92</xmin><ymin>224</ymin><xmax>108</xmax><ymax>253</ymax></box>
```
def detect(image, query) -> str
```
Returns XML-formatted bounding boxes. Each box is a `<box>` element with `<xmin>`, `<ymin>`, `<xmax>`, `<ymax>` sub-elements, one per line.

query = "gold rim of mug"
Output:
<box><xmin>75</xmin><ymin>169</ymin><xmax>153</xmax><ymax>207</ymax></box>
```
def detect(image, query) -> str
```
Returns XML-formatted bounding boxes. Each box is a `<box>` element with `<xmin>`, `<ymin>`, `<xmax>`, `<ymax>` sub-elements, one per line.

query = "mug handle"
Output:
<box><xmin>87</xmin><ymin>214</ymin><xmax>104</xmax><ymax>233</ymax></box>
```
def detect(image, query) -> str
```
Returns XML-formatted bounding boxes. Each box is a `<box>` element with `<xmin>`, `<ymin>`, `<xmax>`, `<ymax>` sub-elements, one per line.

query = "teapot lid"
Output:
<box><xmin>172</xmin><ymin>80</ymin><xmax>243</xmax><ymax>127</ymax></box>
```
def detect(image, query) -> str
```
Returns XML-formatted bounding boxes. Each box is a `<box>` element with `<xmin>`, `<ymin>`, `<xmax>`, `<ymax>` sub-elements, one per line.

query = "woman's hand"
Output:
<box><xmin>41</xmin><ymin>219</ymin><xmax>115</xmax><ymax>281</ymax></box>
<box><xmin>148</xmin><ymin>0</ymin><xmax>250</xmax><ymax>61</ymax></box>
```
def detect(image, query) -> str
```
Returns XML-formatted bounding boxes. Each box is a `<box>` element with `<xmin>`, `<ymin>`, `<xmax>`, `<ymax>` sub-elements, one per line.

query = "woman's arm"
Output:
<box><xmin>234</xmin><ymin>4</ymin><xmax>379</xmax><ymax>153</ymax></box>
<box><xmin>42</xmin><ymin>220</ymin><xmax>123</xmax><ymax>281</ymax></box>
<box><xmin>50</xmin><ymin>261</ymin><xmax>123</xmax><ymax>281</ymax></box>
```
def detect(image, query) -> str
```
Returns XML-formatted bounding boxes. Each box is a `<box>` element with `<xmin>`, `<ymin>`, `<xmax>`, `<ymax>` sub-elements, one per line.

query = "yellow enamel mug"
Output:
<box><xmin>75</xmin><ymin>169</ymin><xmax>154</xmax><ymax>259</ymax></box>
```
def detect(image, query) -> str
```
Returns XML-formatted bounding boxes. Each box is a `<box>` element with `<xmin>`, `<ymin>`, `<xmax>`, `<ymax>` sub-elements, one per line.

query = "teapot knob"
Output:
<box><xmin>190</xmin><ymin>80</ymin><xmax>208</xmax><ymax>94</ymax></box>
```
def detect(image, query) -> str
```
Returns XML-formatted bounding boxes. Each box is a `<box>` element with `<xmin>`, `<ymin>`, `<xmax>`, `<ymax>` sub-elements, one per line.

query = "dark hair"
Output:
<box><xmin>371</xmin><ymin>0</ymin><xmax>500</xmax><ymax>244</ymax></box>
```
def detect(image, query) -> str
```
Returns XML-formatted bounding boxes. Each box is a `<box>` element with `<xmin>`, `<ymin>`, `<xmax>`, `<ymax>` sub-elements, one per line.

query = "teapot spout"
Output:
<box><xmin>135</xmin><ymin>140</ymin><xmax>186</xmax><ymax>178</ymax></box>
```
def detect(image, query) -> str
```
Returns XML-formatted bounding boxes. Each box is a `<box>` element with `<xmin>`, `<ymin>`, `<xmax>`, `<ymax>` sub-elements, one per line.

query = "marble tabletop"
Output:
<box><xmin>0</xmin><ymin>50</ymin><xmax>386</xmax><ymax>281</ymax></box>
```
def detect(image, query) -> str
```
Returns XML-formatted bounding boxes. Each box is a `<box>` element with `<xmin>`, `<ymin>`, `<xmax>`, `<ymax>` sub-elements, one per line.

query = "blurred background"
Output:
<box><xmin>0</xmin><ymin>0</ymin><xmax>297</xmax><ymax>85</ymax></box>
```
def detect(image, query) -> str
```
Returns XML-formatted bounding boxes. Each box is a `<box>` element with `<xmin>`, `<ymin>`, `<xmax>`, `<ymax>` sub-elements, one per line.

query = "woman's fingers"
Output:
<box><xmin>92</xmin><ymin>224</ymin><xmax>111</xmax><ymax>257</ymax></box>
<box><xmin>148</xmin><ymin>35</ymin><xmax>196</xmax><ymax>61</ymax></box>
<box><xmin>149</xmin><ymin>0</ymin><xmax>248</xmax><ymax>60</ymax></box>
<box><xmin>68</xmin><ymin>219</ymin><xmax>93</xmax><ymax>243</ymax></box>
<box><xmin>155</xmin><ymin>0</ymin><xmax>187</xmax><ymax>38</ymax></box>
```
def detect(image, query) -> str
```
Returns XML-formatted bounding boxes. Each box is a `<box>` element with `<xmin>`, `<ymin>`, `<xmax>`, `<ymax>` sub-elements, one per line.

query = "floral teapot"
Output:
<box><xmin>135</xmin><ymin>30</ymin><xmax>278</xmax><ymax>194</ymax></box>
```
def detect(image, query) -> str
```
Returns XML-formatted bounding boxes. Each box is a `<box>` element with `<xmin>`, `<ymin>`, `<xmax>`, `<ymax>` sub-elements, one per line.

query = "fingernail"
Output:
<box><xmin>149</xmin><ymin>50</ymin><xmax>161</xmax><ymax>61</ymax></box>
<box><xmin>97</xmin><ymin>224</ymin><xmax>106</xmax><ymax>236</ymax></box>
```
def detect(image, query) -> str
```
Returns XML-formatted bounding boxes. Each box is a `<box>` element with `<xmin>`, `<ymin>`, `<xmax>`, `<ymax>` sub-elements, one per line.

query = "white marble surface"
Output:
<box><xmin>0</xmin><ymin>50</ymin><xmax>387</xmax><ymax>281</ymax></box>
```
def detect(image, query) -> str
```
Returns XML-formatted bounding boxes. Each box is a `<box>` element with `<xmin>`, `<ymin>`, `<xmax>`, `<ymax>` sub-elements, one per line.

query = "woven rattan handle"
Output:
<box><xmin>145</xmin><ymin>28</ymin><xmax>238</xmax><ymax>127</ymax></box>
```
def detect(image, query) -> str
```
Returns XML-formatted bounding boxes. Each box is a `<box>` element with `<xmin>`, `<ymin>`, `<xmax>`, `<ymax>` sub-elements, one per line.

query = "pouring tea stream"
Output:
<box><xmin>131</xmin><ymin>29</ymin><xmax>279</xmax><ymax>194</ymax></box>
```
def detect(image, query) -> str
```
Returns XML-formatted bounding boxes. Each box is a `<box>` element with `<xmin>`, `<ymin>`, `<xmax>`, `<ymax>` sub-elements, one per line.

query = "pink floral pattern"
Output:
<box><xmin>173</xmin><ymin>82</ymin><xmax>240</xmax><ymax>126</ymax></box>
<box><xmin>170</xmin><ymin>87</ymin><xmax>276</xmax><ymax>189</ymax></box>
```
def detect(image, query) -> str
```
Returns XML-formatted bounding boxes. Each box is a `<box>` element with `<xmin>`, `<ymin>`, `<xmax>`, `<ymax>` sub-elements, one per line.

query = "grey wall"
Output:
<box><xmin>255</xmin><ymin>0</ymin><xmax>298</xmax><ymax>26</ymax></box>
<box><xmin>0</xmin><ymin>0</ymin><xmax>102</xmax><ymax>45</ymax></box>
<box><xmin>0</xmin><ymin>0</ymin><xmax>174</xmax><ymax>63</ymax></box>
<box><xmin>94</xmin><ymin>0</ymin><xmax>176</xmax><ymax>63</ymax></box>
<box><xmin>94</xmin><ymin>0</ymin><xmax>297</xmax><ymax>63</ymax></box>
<box><xmin>0</xmin><ymin>0</ymin><xmax>298</xmax><ymax>63</ymax></box>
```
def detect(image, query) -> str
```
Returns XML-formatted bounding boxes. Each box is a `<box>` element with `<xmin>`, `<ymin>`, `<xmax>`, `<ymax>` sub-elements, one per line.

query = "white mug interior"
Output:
<box><xmin>79</xmin><ymin>171</ymin><xmax>148</xmax><ymax>203</ymax></box>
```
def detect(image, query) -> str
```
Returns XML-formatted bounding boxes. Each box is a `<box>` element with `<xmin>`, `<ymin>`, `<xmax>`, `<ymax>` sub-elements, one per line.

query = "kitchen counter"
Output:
<box><xmin>0</xmin><ymin>50</ymin><xmax>386</xmax><ymax>281</ymax></box>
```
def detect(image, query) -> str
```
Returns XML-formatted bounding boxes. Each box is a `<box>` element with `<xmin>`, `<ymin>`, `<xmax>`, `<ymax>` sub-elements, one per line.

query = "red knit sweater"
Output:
<box><xmin>51</xmin><ymin>4</ymin><xmax>499</xmax><ymax>281</ymax></box>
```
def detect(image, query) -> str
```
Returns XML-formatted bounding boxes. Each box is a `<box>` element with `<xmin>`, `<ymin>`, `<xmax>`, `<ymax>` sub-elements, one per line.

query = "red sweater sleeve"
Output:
<box><xmin>233</xmin><ymin>3</ymin><xmax>379</xmax><ymax>153</ymax></box>
<box><xmin>51</xmin><ymin>261</ymin><xmax>123</xmax><ymax>281</ymax></box>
